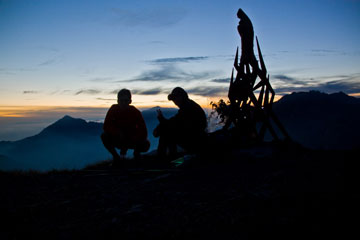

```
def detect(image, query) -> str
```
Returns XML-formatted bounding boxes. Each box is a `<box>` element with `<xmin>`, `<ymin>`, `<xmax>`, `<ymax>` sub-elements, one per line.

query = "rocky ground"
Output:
<box><xmin>0</xmin><ymin>142</ymin><xmax>350</xmax><ymax>239</ymax></box>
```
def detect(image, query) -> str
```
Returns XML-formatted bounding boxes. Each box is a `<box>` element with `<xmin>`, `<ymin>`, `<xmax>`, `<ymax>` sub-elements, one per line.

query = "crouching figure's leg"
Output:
<box><xmin>133</xmin><ymin>140</ymin><xmax>150</xmax><ymax>159</ymax></box>
<box><xmin>101</xmin><ymin>132</ymin><xmax>124</xmax><ymax>166</ymax></box>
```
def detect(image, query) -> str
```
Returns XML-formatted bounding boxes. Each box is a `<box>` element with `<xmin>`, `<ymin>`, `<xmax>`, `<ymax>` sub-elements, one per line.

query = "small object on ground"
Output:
<box><xmin>172</xmin><ymin>154</ymin><xmax>196</xmax><ymax>168</ymax></box>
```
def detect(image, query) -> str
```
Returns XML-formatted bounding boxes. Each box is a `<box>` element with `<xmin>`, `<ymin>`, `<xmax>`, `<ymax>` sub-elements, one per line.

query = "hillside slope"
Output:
<box><xmin>0</xmin><ymin>142</ymin><xmax>349</xmax><ymax>239</ymax></box>
<box><xmin>0</xmin><ymin>116</ymin><xmax>107</xmax><ymax>171</ymax></box>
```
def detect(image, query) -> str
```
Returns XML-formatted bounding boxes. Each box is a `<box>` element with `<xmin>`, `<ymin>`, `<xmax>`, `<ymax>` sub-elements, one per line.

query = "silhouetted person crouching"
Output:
<box><xmin>101</xmin><ymin>89</ymin><xmax>150</xmax><ymax>166</ymax></box>
<box><xmin>153</xmin><ymin>87</ymin><xmax>207</xmax><ymax>160</ymax></box>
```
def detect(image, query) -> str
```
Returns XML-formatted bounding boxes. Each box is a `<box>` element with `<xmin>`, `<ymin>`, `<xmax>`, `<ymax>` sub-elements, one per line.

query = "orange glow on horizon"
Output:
<box><xmin>0</xmin><ymin>94</ymin><xmax>286</xmax><ymax>118</ymax></box>
<box><xmin>0</xmin><ymin>105</ymin><xmax>105</xmax><ymax>118</ymax></box>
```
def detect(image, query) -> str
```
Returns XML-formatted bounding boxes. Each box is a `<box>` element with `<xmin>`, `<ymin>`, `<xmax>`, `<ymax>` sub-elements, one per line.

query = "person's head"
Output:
<box><xmin>237</xmin><ymin>8</ymin><xmax>245</xmax><ymax>19</ymax></box>
<box><xmin>168</xmin><ymin>87</ymin><xmax>189</xmax><ymax>107</ymax></box>
<box><xmin>117</xmin><ymin>89</ymin><xmax>132</xmax><ymax>107</ymax></box>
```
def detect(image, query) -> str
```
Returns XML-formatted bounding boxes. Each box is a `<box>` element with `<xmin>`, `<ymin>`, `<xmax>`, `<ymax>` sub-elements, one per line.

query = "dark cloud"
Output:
<box><xmin>38</xmin><ymin>58</ymin><xmax>57</xmax><ymax>66</ymax></box>
<box><xmin>317</xmin><ymin>80</ymin><xmax>360</xmax><ymax>94</ymax></box>
<box><xmin>307</xmin><ymin>49</ymin><xmax>356</xmax><ymax>57</ymax></box>
<box><xmin>61</xmin><ymin>90</ymin><xmax>72</xmax><ymax>94</ymax></box>
<box><xmin>108</xmin><ymin>88</ymin><xmax>165</xmax><ymax>96</ymax></box>
<box><xmin>0</xmin><ymin>68</ymin><xmax>14</xmax><ymax>75</ymax></box>
<box><xmin>211</xmin><ymin>78</ymin><xmax>230</xmax><ymax>83</ymax></box>
<box><xmin>187</xmin><ymin>86</ymin><xmax>228</xmax><ymax>97</ymax></box>
<box><xmin>110</xmin><ymin>7</ymin><xmax>187</xmax><ymax>28</ymax></box>
<box><xmin>23</xmin><ymin>91</ymin><xmax>39</xmax><ymax>94</ymax></box>
<box><xmin>0</xmin><ymin>67</ymin><xmax>35</xmax><ymax>75</ymax></box>
<box><xmin>272</xmin><ymin>74</ymin><xmax>310</xmax><ymax>85</ymax></box>
<box><xmin>109</xmin><ymin>85</ymin><xmax>226</xmax><ymax>97</ymax></box>
<box><xmin>273</xmin><ymin>74</ymin><xmax>296</xmax><ymax>82</ymax></box>
<box><xmin>96</xmin><ymin>97</ymin><xmax>116</xmax><ymax>101</ymax></box>
<box><xmin>311</xmin><ymin>49</ymin><xmax>337</xmax><ymax>53</ymax></box>
<box><xmin>152</xmin><ymin>100</ymin><xmax>169</xmax><ymax>103</ymax></box>
<box><xmin>109</xmin><ymin>89</ymin><xmax>119</xmax><ymax>94</ymax></box>
<box><xmin>149</xmin><ymin>56</ymin><xmax>209</xmax><ymax>64</ymax></box>
<box><xmin>75</xmin><ymin>89</ymin><xmax>101</xmax><ymax>95</ymax></box>
<box><xmin>274</xmin><ymin>73</ymin><xmax>360</xmax><ymax>95</ymax></box>
<box><xmin>123</xmin><ymin>65</ymin><xmax>217</xmax><ymax>82</ymax></box>
<box><xmin>88</xmin><ymin>77</ymin><xmax>114</xmax><ymax>82</ymax></box>
<box><xmin>133</xmin><ymin>88</ymin><xmax>163</xmax><ymax>95</ymax></box>
<box><xmin>109</xmin><ymin>89</ymin><xmax>135</xmax><ymax>95</ymax></box>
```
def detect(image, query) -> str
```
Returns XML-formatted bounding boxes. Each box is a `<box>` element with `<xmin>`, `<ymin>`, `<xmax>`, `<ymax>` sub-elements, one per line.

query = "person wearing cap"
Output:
<box><xmin>153</xmin><ymin>87</ymin><xmax>207</xmax><ymax>159</ymax></box>
<box><xmin>101</xmin><ymin>89</ymin><xmax>150</xmax><ymax>166</ymax></box>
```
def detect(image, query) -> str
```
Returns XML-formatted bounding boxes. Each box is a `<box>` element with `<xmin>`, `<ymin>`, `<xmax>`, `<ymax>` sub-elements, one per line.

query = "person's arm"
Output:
<box><xmin>167</xmin><ymin>108</ymin><xmax>185</xmax><ymax>129</ymax></box>
<box><xmin>156</xmin><ymin>109</ymin><xmax>166</xmax><ymax>123</ymax></box>
<box><xmin>135</xmin><ymin>109</ymin><xmax>148</xmax><ymax>140</ymax></box>
<box><xmin>103</xmin><ymin>105</ymin><xmax>115</xmax><ymax>133</ymax></box>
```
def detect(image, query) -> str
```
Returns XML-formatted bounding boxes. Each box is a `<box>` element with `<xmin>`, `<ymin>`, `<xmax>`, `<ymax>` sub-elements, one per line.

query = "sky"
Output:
<box><xmin>0</xmin><ymin>0</ymin><xmax>360</xmax><ymax>140</ymax></box>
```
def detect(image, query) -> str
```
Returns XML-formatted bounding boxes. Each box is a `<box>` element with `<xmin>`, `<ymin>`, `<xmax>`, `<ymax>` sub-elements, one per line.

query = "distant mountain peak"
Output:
<box><xmin>277</xmin><ymin>91</ymin><xmax>360</xmax><ymax>105</ymax></box>
<box><xmin>39</xmin><ymin>115</ymin><xmax>101</xmax><ymax>137</ymax></box>
<box><xmin>56</xmin><ymin>115</ymin><xmax>85</xmax><ymax>124</ymax></box>
<box><xmin>143</xmin><ymin>106</ymin><xmax>161</xmax><ymax>111</ymax></box>
<box><xmin>61</xmin><ymin>115</ymin><xmax>75</xmax><ymax>120</ymax></box>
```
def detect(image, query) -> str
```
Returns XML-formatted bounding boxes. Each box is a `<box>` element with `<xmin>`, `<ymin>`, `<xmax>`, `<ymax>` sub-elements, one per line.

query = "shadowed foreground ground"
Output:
<box><xmin>0</xmin><ymin>142</ymin><xmax>350</xmax><ymax>239</ymax></box>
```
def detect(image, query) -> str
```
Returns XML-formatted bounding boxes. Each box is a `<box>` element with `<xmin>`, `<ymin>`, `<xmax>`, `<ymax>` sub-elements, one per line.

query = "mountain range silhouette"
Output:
<box><xmin>0</xmin><ymin>91</ymin><xmax>359</xmax><ymax>171</ymax></box>
<box><xmin>273</xmin><ymin>90</ymin><xmax>360</xmax><ymax>149</ymax></box>
<box><xmin>40</xmin><ymin>115</ymin><xmax>102</xmax><ymax>137</ymax></box>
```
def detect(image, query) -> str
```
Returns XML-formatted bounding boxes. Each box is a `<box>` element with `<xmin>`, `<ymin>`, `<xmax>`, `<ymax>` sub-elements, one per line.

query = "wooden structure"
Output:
<box><xmin>227</xmin><ymin>9</ymin><xmax>290</xmax><ymax>142</ymax></box>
